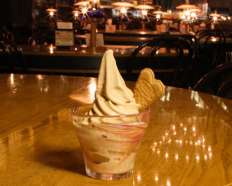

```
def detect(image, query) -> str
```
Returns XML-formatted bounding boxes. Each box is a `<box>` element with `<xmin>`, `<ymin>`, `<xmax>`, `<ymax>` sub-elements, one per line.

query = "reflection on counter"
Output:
<box><xmin>69</xmin><ymin>78</ymin><xmax>97</xmax><ymax>104</ymax></box>
<box><xmin>0</xmin><ymin>126</ymin><xmax>35</xmax><ymax>170</ymax></box>
<box><xmin>36</xmin><ymin>74</ymin><xmax>49</xmax><ymax>93</ymax></box>
<box><xmin>190</xmin><ymin>91</ymin><xmax>206</xmax><ymax>109</ymax></box>
<box><xmin>7</xmin><ymin>74</ymin><xmax>17</xmax><ymax>95</ymax></box>
<box><xmin>150</xmin><ymin>122</ymin><xmax>213</xmax><ymax>164</ymax></box>
<box><xmin>134</xmin><ymin>171</ymin><xmax>172</xmax><ymax>186</ymax></box>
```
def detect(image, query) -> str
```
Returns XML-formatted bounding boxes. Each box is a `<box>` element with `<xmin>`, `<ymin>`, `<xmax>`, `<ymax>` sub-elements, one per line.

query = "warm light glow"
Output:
<box><xmin>195</xmin><ymin>154</ymin><xmax>200</xmax><ymax>162</ymax></box>
<box><xmin>192</xmin><ymin>126</ymin><xmax>196</xmax><ymax>132</ymax></box>
<box><xmin>181</xmin><ymin>10</ymin><xmax>191</xmax><ymax>21</ymax></box>
<box><xmin>88</xmin><ymin>78</ymin><xmax>97</xmax><ymax>102</ymax></box>
<box><xmin>165</xmin><ymin>152</ymin><xmax>169</xmax><ymax>159</ymax></box>
<box><xmin>136</xmin><ymin>4</ymin><xmax>154</xmax><ymax>10</ymax></box>
<box><xmin>189</xmin><ymin>140</ymin><xmax>193</xmax><ymax>145</ymax></box>
<box><xmin>190</xmin><ymin>12</ymin><xmax>197</xmax><ymax>19</ymax></box>
<box><xmin>176</xmin><ymin>4</ymin><xmax>197</xmax><ymax>10</ymax></box>
<box><xmin>139</xmin><ymin>31</ymin><xmax>146</xmax><ymax>35</ymax></box>
<box><xmin>221</xmin><ymin>102</ymin><xmax>228</xmax><ymax>111</ymax></box>
<box><xmin>73</xmin><ymin>10</ymin><xmax>79</xmax><ymax>19</ymax></box>
<box><xmin>210</xmin><ymin>37</ymin><xmax>217</xmax><ymax>42</ymax></box>
<box><xmin>46</xmin><ymin>8</ymin><xmax>56</xmax><ymax>18</ymax></box>
<box><xmin>156</xmin><ymin>14</ymin><xmax>161</xmax><ymax>20</ymax></box>
<box><xmin>141</xmin><ymin>9</ymin><xmax>148</xmax><ymax>16</ymax></box>
<box><xmin>154</xmin><ymin>174</ymin><xmax>159</xmax><ymax>182</ymax></box>
<box><xmin>120</xmin><ymin>49</ymin><xmax>125</xmax><ymax>55</ymax></box>
<box><xmin>36</xmin><ymin>75</ymin><xmax>44</xmax><ymax>81</ymax></box>
<box><xmin>208</xmin><ymin>152</ymin><xmax>213</xmax><ymax>159</ymax></box>
<box><xmin>8</xmin><ymin>74</ymin><xmax>17</xmax><ymax>94</ymax></box>
<box><xmin>112</xmin><ymin>2</ymin><xmax>134</xmax><ymax>8</ymax></box>
<box><xmin>165</xmin><ymin>132</ymin><xmax>169</xmax><ymax>137</ymax></box>
<box><xmin>153</xmin><ymin>11</ymin><xmax>163</xmax><ymax>20</ymax></box>
<box><xmin>120</xmin><ymin>7</ymin><xmax>127</xmax><ymax>15</ymax></box>
<box><xmin>74</xmin><ymin>1</ymin><xmax>90</xmax><ymax>7</ymax></box>
<box><xmin>210</xmin><ymin>12</ymin><xmax>221</xmax><ymax>22</ymax></box>
<box><xmin>136</xmin><ymin>173</ymin><xmax>142</xmax><ymax>182</ymax></box>
<box><xmin>184</xmin><ymin>10</ymin><xmax>191</xmax><ymax>17</ymax></box>
<box><xmin>81</xmin><ymin>7</ymin><xmax>88</xmax><ymax>15</ymax></box>
<box><xmin>172</xmin><ymin>125</ymin><xmax>176</xmax><ymax>131</ymax></box>
<box><xmin>175</xmin><ymin>153</ymin><xmax>179</xmax><ymax>160</ymax></box>
<box><xmin>151</xmin><ymin>145</ymin><xmax>156</xmax><ymax>152</ymax></box>
<box><xmin>180</xmin><ymin>7</ymin><xmax>199</xmax><ymax>22</ymax></box>
<box><xmin>183</xmin><ymin>127</ymin><xmax>187</xmax><ymax>132</ymax></box>
<box><xmin>166</xmin><ymin>178</ymin><xmax>171</xmax><ymax>186</ymax></box>
<box><xmin>92</xmin><ymin>0</ymin><xmax>97</xmax><ymax>5</ymax></box>
<box><xmin>221</xmin><ymin>16</ymin><xmax>227</xmax><ymax>21</ymax></box>
<box><xmin>202</xmin><ymin>136</ymin><xmax>205</xmax><ymax>144</ymax></box>
<box><xmin>162</xmin><ymin>136</ymin><xmax>166</xmax><ymax>142</ymax></box>
<box><xmin>212</xmin><ymin>16</ymin><xmax>218</xmax><ymax>22</ymax></box>
<box><xmin>50</xmin><ymin>11</ymin><xmax>55</xmax><ymax>17</ymax></box>
<box><xmin>81</xmin><ymin>49</ymin><xmax>87</xmax><ymax>53</ymax></box>
<box><xmin>10</xmin><ymin>74</ymin><xmax>15</xmax><ymax>87</ymax></box>
<box><xmin>166</xmin><ymin>91</ymin><xmax>170</xmax><ymax>101</ymax></box>
<box><xmin>49</xmin><ymin>44</ymin><xmax>55</xmax><ymax>54</ymax></box>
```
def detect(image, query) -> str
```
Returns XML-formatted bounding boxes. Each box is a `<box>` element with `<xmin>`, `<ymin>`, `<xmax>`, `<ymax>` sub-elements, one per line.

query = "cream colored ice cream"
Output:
<box><xmin>88</xmin><ymin>50</ymin><xmax>139</xmax><ymax>116</ymax></box>
<box><xmin>73</xmin><ymin>50</ymin><xmax>164</xmax><ymax>179</ymax></box>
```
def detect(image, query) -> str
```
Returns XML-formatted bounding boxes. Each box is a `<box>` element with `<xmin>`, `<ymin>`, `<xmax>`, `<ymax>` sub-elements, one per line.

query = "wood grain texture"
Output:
<box><xmin>0</xmin><ymin>74</ymin><xmax>231</xmax><ymax>186</ymax></box>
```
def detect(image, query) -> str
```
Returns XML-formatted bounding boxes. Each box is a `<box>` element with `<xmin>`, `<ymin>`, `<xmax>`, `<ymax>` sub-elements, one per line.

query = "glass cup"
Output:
<box><xmin>72</xmin><ymin>106</ymin><xmax>150</xmax><ymax>180</ymax></box>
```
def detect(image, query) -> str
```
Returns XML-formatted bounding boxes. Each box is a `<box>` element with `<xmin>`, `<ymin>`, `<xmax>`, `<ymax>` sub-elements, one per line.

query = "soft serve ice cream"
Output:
<box><xmin>83</xmin><ymin>49</ymin><xmax>165</xmax><ymax>117</ymax></box>
<box><xmin>73</xmin><ymin>49</ymin><xmax>165</xmax><ymax>179</ymax></box>
<box><xmin>88</xmin><ymin>49</ymin><xmax>139</xmax><ymax>116</ymax></box>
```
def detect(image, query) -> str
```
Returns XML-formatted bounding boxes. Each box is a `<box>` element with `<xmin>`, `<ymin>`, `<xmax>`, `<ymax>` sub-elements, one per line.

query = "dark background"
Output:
<box><xmin>0</xmin><ymin>0</ymin><xmax>231</xmax><ymax>33</ymax></box>
<box><xmin>0</xmin><ymin>0</ymin><xmax>32</xmax><ymax>27</ymax></box>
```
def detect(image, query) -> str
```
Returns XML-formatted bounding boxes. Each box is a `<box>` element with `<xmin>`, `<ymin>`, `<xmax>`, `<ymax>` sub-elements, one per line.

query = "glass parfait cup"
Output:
<box><xmin>72</xmin><ymin>106</ymin><xmax>150</xmax><ymax>180</ymax></box>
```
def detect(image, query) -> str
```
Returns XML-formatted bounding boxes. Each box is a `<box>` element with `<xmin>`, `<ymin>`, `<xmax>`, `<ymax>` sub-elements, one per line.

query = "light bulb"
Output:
<box><xmin>120</xmin><ymin>7</ymin><xmax>127</xmax><ymax>15</ymax></box>
<box><xmin>141</xmin><ymin>9</ymin><xmax>148</xmax><ymax>16</ymax></box>
<box><xmin>73</xmin><ymin>10</ymin><xmax>79</xmax><ymax>19</ymax></box>
<box><xmin>81</xmin><ymin>7</ymin><xmax>88</xmax><ymax>15</ymax></box>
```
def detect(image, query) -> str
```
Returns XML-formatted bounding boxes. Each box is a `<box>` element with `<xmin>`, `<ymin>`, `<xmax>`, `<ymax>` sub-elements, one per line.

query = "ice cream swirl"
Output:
<box><xmin>89</xmin><ymin>50</ymin><xmax>139</xmax><ymax>116</ymax></box>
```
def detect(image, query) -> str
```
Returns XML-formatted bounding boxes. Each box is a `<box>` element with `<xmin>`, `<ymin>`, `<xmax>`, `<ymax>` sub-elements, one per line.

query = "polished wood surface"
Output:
<box><xmin>0</xmin><ymin>74</ymin><xmax>232</xmax><ymax>186</ymax></box>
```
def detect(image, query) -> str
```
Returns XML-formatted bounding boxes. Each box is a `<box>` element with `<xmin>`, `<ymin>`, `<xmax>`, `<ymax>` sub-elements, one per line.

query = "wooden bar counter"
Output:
<box><xmin>0</xmin><ymin>74</ymin><xmax>232</xmax><ymax>186</ymax></box>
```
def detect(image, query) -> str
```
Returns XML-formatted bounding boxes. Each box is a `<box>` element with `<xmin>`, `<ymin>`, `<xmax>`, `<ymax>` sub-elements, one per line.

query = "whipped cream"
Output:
<box><xmin>89</xmin><ymin>50</ymin><xmax>139</xmax><ymax>116</ymax></box>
